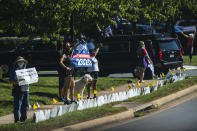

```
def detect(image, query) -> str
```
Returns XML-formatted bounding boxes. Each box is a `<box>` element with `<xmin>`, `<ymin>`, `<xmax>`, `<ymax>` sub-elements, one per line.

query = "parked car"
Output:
<box><xmin>96</xmin><ymin>34</ymin><xmax>183</xmax><ymax>77</ymax></box>
<box><xmin>0</xmin><ymin>38</ymin><xmax>59</xmax><ymax>77</ymax></box>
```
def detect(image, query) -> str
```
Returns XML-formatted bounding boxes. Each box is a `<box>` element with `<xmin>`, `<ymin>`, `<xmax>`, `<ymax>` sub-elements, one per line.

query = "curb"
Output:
<box><xmin>54</xmin><ymin>110</ymin><xmax>134</xmax><ymax>131</ymax></box>
<box><xmin>53</xmin><ymin>84</ymin><xmax>197</xmax><ymax>131</ymax></box>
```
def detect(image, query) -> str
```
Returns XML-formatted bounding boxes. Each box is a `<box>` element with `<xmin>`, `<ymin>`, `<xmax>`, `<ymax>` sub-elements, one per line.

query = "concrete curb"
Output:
<box><xmin>53</xmin><ymin>85</ymin><xmax>197</xmax><ymax>131</ymax></box>
<box><xmin>54</xmin><ymin>110</ymin><xmax>134</xmax><ymax>131</ymax></box>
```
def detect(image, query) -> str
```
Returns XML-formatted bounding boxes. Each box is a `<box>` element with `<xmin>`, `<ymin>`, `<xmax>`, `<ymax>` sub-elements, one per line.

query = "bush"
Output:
<box><xmin>0</xmin><ymin>37</ymin><xmax>28</xmax><ymax>51</ymax></box>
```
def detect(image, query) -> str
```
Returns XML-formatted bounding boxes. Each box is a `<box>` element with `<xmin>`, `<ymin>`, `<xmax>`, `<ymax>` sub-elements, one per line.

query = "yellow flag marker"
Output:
<box><xmin>180</xmin><ymin>68</ymin><xmax>182</xmax><ymax>73</ymax></box>
<box><xmin>53</xmin><ymin>98</ymin><xmax>57</xmax><ymax>104</ymax></box>
<box><xmin>183</xmin><ymin>68</ymin><xmax>185</xmax><ymax>72</ymax></box>
<box><xmin>148</xmin><ymin>84</ymin><xmax>151</xmax><ymax>87</ymax></box>
<box><xmin>144</xmin><ymin>81</ymin><xmax>147</xmax><ymax>86</ymax></box>
<box><xmin>137</xmin><ymin>81</ymin><xmax>140</xmax><ymax>87</ymax></box>
<box><xmin>33</xmin><ymin>104</ymin><xmax>38</xmax><ymax>110</ymax></box>
<box><xmin>128</xmin><ymin>84</ymin><xmax>132</xmax><ymax>89</ymax></box>
<box><xmin>77</xmin><ymin>94</ymin><xmax>81</xmax><ymax>99</ymax></box>
<box><xmin>162</xmin><ymin>73</ymin><xmax>165</xmax><ymax>77</ymax></box>
<box><xmin>169</xmin><ymin>68</ymin><xmax>171</xmax><ymax>72</ymax></box>
<box><xmin>157</xmin><ymin>75</ymin><xmax>159</xmax><ymax>80</ymax></box>
<box><xmin>111</xmin><ymin>86</ymin><xmax>115</xmax><ymax>91</ymax></box>
<box><xmin>94</xmin><ymin>90</ymin><xmax>98</xmax><ymax>95</ymax></box>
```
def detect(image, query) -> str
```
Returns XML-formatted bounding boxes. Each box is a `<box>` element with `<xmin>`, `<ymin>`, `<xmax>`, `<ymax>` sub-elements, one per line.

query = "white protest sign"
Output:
<box><xmin>16</xmin><ymin>67</ymin><xmax>38</xmax><ymax>86</ymax></box>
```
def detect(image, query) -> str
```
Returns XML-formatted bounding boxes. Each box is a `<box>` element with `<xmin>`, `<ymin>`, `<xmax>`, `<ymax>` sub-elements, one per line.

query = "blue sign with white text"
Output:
<box><xmin>72</xmin><ymin>42</ymin><xmax>92</xmax><ymax>68</ymax></box>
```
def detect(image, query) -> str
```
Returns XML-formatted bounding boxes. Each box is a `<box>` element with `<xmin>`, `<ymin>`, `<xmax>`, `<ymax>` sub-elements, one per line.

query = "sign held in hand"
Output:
<box><xmin>16</xmin><ymin>67</ymin><xmax>38</xmax><ymax>86</ymax></box>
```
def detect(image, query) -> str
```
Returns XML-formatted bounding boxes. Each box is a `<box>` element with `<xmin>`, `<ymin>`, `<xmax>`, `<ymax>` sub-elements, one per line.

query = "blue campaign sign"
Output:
<box><xmin>72</xmin><ymin>42</ymin><xmax>92</xmax><ymax>68</ymax></box>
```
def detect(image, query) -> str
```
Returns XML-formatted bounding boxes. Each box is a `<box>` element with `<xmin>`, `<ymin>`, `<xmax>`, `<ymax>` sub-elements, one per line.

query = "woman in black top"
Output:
<box><xmin>60</xmin><ymin>42</ymin><xmax>79</xmax><ymax>104</ymax></box>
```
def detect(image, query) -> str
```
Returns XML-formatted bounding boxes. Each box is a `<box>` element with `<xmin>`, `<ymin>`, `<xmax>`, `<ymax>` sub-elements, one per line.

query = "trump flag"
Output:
<box><xmin>72</xmin><ymin>42</ymin><xmax>92</xmax><ymax>68</ymax></box>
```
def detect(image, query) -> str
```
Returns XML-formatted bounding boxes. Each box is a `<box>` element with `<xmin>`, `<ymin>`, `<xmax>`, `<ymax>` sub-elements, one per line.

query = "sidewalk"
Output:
<box><xmin>0</xmin><ymin>80</ymin><xmax>152</xmax><ymax>125</ymax></box>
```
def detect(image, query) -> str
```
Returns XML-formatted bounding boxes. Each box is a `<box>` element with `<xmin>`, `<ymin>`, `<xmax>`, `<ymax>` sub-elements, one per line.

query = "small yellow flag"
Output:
<box><xmin>33</xmin><ymin>104</ymin><xmax>38</xmax><ymax>109</ymax></box>
<box><xmin>137</xmin><ymin>82</ymin><xmax>140</xmax><ymax>87</ymax></box>
<box><xmin>162</xmin><ymin>73</ymin><xmax>165</xmax><ymax>77</ymax></box>
<box><xmin>77</xmin><ymin>94</ymin><xmax>81</xmax><ymax>99</ymax></box>
<box><xmin>183</xmin><ymin>68</ymin><xmax>185</xmax><ymax>72</ymax></box>
<box><xmin>169</xmin><ymin>68</ymin><xmax>171</xmax><ymax>72</ymax></box>
<box><xmin>144</xmin><ymin>81</ymin><xmax>147</xmax><ymax>86</ymax></box>
<box><xmin>53</xmin><ymin>98</ymin><xmax>57</xmax><ymax>104</ymax></box>
<box><xmin>151</xmin><ymin>83</ymin><xmax>155</xmax><ymax>87</ymax></box>
<box><xmin>148</xmin><ymin>84</ymin><xmax>151</xmax><ymax>87</ymax></box>
<box><xmin>128</xmin><ymin>84</ymin><xmax>132</xmax><ymax>89</ymax></box>
<box><xmin>180</xmin><ymin>68</ymin><xmax>182</xmax><ymax>73</ymax></box>
<box><xmin>157</xmin><ymin>75</ymin><xmax>159</xmax><ymax>80</ymax></box>
<box><xmin>111</xmin><ymin>86</ymin><xmax>115</xmax><ymax>91</ymax></box>
<box><xmin>94</xmin><ymin>90</ymin><xmax>98</xmax><ymax>95</ymax></box>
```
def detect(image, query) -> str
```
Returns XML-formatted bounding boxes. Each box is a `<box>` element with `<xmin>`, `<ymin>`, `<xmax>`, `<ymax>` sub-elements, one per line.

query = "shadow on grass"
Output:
<box><xmin>29</xmin><ymin>92</ymin><xmax>58</xmax><ymax>99</ymax></box>
<box><xmin>0</xmin><ymin>100</ymin><xmax>13</xmax><ymax>107</ymax></box>
<box><xmin>29</xmin><ymin>99</ymin><xmax>48</xmax><ymax>105</ymax></box>
<box><xmin>31</xmin><ymin>84</ymin><xmax>58</xmax><ymax>88</ymax></box>
<box><xmin>0</xmin><ymin>79</ymin><xmax>9</xmax><ymax>83</ymax></box>
<box><xmin>0</xmin><ymin>85</ymin><xmax>11</xmax><ymax>89</ymax></box>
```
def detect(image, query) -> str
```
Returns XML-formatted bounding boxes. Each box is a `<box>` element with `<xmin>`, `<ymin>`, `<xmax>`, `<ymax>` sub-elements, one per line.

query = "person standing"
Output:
<box><xmin>87</xmin><ymin>47</ymin><xmax>100</xmax><ymax>99</ymax></box>
<box><xmin>60</xmin><ymin>41</ymin><xmax>80</xmax><ymax>104</ymax></box>
<box><xmin>9</xmin><ymin>56</ymin><xmax>29</xmax><ymax>123</ymax></box>
<box><xmin>57</xmin><ymin>42</ymin><xmax>64</xmax><ymax>101</ymax></box>
<box><xmin>137</xmin><ymin>41</ymin><xmax>152</xmax><ymax>83</ymax></box>
<box><xmin>181</xmin><ymin>31</ymin><xmax>196</xmax><ymax>64</ymax></box>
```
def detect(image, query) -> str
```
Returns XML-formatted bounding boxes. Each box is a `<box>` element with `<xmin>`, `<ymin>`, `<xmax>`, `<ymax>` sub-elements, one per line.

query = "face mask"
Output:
<box><xmin>18</xmin><ymin>61</ymin><xmax>24</xmax><ymax>68</ymax></box>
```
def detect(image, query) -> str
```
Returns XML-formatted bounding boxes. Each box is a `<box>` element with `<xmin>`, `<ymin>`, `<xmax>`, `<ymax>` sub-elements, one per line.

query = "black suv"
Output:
<box><xmin>0</xmin><ymin>38</ymin><xmax>59</xmax><ymax>76</ymax></box>
<box><xmin>97</xmin><ymin>34</ymin><xmax>183</xmax><ymax>77</ymax></box>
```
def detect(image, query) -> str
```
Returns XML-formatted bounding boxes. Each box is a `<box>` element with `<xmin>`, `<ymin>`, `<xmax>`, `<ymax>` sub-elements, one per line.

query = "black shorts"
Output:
<box><xmin>61</xmin><ymin>68</ymin><xmax>75</xmax><ymax>78</ymax></box>
<box><xmin>90</xmin><ymin>71</ymin><xmax>99</xmax><ymax>80</ymax></box>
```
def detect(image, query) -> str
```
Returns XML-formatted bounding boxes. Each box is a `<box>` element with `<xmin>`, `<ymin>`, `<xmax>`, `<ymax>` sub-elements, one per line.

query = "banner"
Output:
<box><xmin>183</xmin><ymin>26</ymin><xmax>196</xmax><ymax>32</ymax></box>
<box><xmin>72</xmin><ymin>42</ymin><xmax>92</xmax><ymax>68</ymax></box>
<box><xmin>15</xmin><ymin>67</ymin><xmax>38</xmax><ymax>86</ymax></box>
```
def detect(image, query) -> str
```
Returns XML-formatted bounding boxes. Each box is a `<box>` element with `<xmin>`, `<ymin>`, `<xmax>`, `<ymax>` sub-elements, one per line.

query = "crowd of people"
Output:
<box><xmin>9</xmin><ymin>23</ymin><xmax>196</xmax><ymax>123</ymax></box>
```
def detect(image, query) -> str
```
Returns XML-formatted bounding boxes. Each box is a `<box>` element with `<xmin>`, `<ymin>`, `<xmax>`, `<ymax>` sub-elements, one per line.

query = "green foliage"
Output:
<box><xmin>0</xmin><ymin>0</ymin><xmax>196</xmax><ymax>38</ymax></box>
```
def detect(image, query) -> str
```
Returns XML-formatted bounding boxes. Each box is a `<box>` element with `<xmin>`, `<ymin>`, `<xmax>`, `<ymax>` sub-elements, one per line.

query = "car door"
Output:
<box><xmin>97</xmin><ymin>40</ymin><xmax>132</xmax><ymax>74</ymax></box>
<box><xmin>26</xmin><ymin>41</ymin><xmax>58</xmax><ymax>71</ymax></box>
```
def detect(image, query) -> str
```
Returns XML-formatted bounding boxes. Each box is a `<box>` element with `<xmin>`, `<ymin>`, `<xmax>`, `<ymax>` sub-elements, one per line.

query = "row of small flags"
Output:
<box><xmin>30</xmin><ymin>67</ymin><xmax>186</xmax><ymax>110</ymax></box>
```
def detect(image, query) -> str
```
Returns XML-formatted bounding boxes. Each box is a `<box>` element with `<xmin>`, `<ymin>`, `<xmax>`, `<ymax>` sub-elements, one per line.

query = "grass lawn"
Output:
<box><xmin>0</xmin><ymin>77</ymin><xmax>136</xmax><ymax>117</ymax></box>
<box><xmin>183</xmin><ymin>55</ymin><xmax>197</xmax><ymax>66</ymax></box>
<box><xmin>1</xmin><ymin>77</ymin><xmax>197</xmax><ymax>131</ymax></box>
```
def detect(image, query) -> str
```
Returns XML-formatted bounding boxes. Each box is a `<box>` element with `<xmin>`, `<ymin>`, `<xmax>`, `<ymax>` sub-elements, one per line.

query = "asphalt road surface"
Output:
<box><xmin>103</xmin><ymin>97</ymin><xmax>197</xmax><ymax>131</ymax></box>
<box><xmin>38</xmin><ymin>66</ymin><xmax>197</xmax><ymax>77</ymax></box>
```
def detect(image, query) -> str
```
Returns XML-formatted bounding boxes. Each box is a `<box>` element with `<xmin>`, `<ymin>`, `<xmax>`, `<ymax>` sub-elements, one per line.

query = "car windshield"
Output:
<box><xmin>135</xmin><ymin>25</ymin><xmax>154</xmax><ymax>34</ymax></box>
<box><xmin>159</xmin><ymin>40</ymin><xmax>179</xmax><ymax>51</ymax></box>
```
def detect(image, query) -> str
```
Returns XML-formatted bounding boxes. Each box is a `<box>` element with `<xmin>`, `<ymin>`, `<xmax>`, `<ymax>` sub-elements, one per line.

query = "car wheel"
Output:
<box><xmin>1</xmin><ymin>64</ymin><xmax>9</xmax><ymax>74</ymax></box>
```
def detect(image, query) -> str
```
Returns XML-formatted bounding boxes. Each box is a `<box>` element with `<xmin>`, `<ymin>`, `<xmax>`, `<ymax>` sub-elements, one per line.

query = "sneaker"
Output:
<box><xmin>71</xmin><ymin>100</ymin><xmax>77</xmax><ymax>104</ymax></box>
<box><xmin>64</xmin><ymin>100</ymin><xmax>71</xmax><ymax>105</ymax></box>
<box><xmin>87</xmin><ymin>96</ymin><xmax>91</xmax><ymax>99</ymax></box>
<box><xmin>139</xmin><ymin>80</ymin><xmax>144</xmax><ymax>83</ymax></box>
<box><xmin>93</xmin><ymin>95</ymin><xmax>97</xmax><ymax>99</ymax></box>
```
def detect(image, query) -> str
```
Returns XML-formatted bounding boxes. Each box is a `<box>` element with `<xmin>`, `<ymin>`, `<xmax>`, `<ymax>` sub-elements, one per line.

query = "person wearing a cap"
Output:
<box><xmin>137</xmin><ymin>41</ymin><xmax>152</xmax><ymax>83</ymax></box>
<box><xmin>181</xmin><ymin>31</ymin><xmax>196</xmax><ymax>64</ymax></box>
<box><xmin>9</xmin><ymin>56</ymin><xmax>29</xmax><ymax>123</ymax></box>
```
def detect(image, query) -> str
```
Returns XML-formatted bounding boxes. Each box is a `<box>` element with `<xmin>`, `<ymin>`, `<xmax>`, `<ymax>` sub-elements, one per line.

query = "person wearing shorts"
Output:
<box><xmin>87</xmin><ymin>47</ymin><xmax>100</xmax><ymax>99</ymax></box>
<box><xmin>137</xmin><ymin>41</ymin><xmax>152</xmax><ymax>83</ymax></box>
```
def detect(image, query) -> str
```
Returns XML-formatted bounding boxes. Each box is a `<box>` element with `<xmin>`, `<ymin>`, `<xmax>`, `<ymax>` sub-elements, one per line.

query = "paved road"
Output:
<box><xmin>103</xmin><ymin>97</ymin><xmax>197</xmax><ymax>131</ymax></box>
<box><xmin>38</xmin><ymin>66</ymin><xmax>197</xmax><ymax>77</ymax></box>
